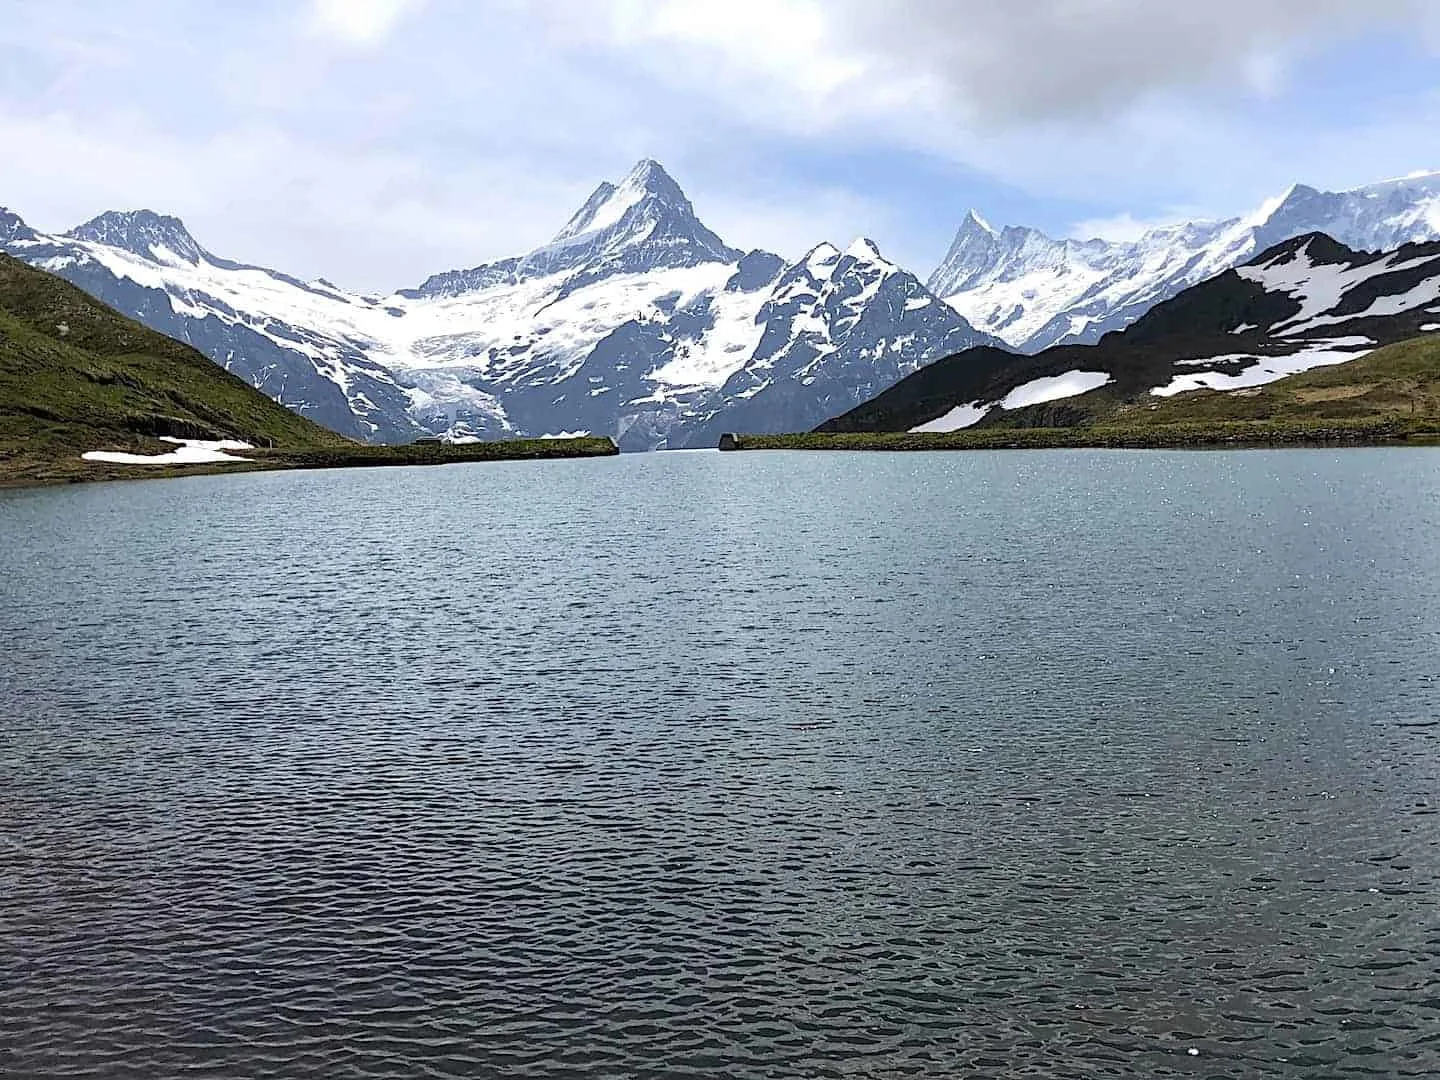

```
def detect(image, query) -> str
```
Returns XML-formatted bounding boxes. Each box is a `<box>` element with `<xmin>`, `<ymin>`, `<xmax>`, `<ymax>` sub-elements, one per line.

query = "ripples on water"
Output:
<box><xmin>1</xmin><ymin>449</ymin><xmax>1438</xmax><ymax>1078</ymax></box>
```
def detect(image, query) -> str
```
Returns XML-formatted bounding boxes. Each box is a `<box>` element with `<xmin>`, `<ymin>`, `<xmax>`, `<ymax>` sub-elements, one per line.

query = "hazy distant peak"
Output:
<box><xmin>410</xmin><ymin>159</ymin><xmax>744</xmax><ymax>298</ymax></box>
<box><xmin>0</xmin><ymin>206</ymin><xmax>35</xmax><ymax>243</ymax></box>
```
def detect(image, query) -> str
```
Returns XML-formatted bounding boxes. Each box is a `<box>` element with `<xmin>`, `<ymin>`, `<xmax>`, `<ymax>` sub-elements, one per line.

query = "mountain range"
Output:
<box><xmin>3</xmin><ymin>161</ymin><xmax>1439</xmax><ymax>449</ymax></box>
<box><xmin>0</xmin><ymin>161</ymin><xmax>996</xmax><ymax>450</ymax></box>
<box><xmin>930</xmin><ymin>172</ymin><xmax>1440</xmax><ymax>353</ymax></box>
<box><xmin>0</xmin><ymin>251</ymin><xmax>614</xmax><ymax>488</ymax></box>
<box><xmin>823</xmin><ymin>232</ymin><xmax>1440</xmax><ymax>435</ymax></box>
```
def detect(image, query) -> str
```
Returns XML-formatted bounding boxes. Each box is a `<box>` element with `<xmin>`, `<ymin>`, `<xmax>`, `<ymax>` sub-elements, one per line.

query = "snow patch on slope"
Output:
<box><xmin>911</xmin><ymin>404</ymin><xmax>989</xmax><ymax>432</ymax></box>
<box><xmin>1150</xmin><ymin>340</ymin><xmax>1374</xmax><ymax>397</ymax></box>
<box><xmin>1000</xmin><ymin>370</ymin><xmax>1113</xmax><ymax>410</ymax></box>
<box><xmin>1238</xmin><ymin>242</ymin><xmax>1440</xmax><ymax>335</ymax></box>
<box><xmin>82</xmin><ymin>437</ymin><xmax>253</xmax><ymax>466</ymax></box>
<box><xmin>907</xmin><ymin>370</ymin><xmax>1112</xmax><ymax>432</ymax></box>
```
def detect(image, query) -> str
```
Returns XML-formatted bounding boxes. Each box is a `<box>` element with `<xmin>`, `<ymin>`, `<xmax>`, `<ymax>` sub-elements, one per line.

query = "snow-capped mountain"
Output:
<box><xmin>0</xmin><ymin>160</ymin><xmax>998</xmax><ymax>449</ymax></box>
<box><xmin>829</xmin><ymin>231</ymin><xmax>1440</xmax><ymax>434</ymax></box>
<box><xmin>8</xmin><ymin>208</ymin><xmax>421</xmax><ymax>442</ymax></box>
<box><xmin>680</xmin><ymin>239</ymin><xmax>994</xmax><ymax>445</ymax></box>
<box><xmin>932</xmin><ymin>172</ymin><xmax>1440</xmax><ymax>353</ymax></box>
<box><xmin>406</xmin><ymin>159</ymin><xmax>742</xmax><ymax>299</ymax></box>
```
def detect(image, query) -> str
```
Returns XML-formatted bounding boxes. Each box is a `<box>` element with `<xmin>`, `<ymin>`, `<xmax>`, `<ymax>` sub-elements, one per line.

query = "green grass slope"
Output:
<box><xmin>722</xmin><ymin>334</ymin><xmax>1440</xmax><ymax>452</ymax></box>
<box><xmin>0</xmin><ymin>252</ymin><xmax>347</xmax><ymax>483</ymax></box>
<box><xmin>0</xmin><ymin>254</ymin><xmax>617</xmax><ymax>486</ymax></box>
<box><xmin>1110</xmin><ymin>333</ymin><xmax>1440</xmax><ymax>427</ymax></box>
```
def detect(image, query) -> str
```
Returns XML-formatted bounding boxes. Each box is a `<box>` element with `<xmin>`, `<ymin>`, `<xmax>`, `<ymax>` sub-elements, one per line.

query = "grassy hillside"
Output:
<box><xmin>0</xmin><ymin>254</ymin><xmax>617</xmax><ymax>486</ymax></box>
<box><xmin>0</xmin><ymin>252</ymin><xmax>346</xmax><ymax>480</ymax></box>
<box><xmin>1111</xmin><ymin>334</ymin><xmax>1440</xmax><ymax>427</ymax></box>
<box><xmin>723</xmin><ymin>334</ymin><xmax>1440</xmax><ymax>452</ymax></box>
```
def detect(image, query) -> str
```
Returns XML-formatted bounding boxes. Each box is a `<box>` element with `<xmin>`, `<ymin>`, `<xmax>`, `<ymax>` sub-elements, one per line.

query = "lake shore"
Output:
<box><xmin>718</xmin><ymin>418</ymin><xmax>1440</xmax><ymax>453</ymax></box>
<box><xmin>0</xmin><ymin>436</ymin><xmax>620</xmax><ymax>490</ymax></box>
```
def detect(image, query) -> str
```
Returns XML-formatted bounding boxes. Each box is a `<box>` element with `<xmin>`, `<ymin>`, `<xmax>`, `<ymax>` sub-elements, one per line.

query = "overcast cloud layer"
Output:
<box><xmin>0</xmin><ymin>0</ymin><xmax>1435</xmax><ymax>290</ymax></box>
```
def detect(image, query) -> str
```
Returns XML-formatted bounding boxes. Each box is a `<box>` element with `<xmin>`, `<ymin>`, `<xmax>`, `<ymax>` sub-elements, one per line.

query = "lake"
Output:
<box><xmin>2</xmin><ymin>449</ymin><xmax>1438</xmax><ymax>1078</ymax></box>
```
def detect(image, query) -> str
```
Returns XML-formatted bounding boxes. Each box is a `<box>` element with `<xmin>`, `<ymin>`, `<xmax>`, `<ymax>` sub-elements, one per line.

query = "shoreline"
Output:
<box><xmin>718</xmin><ymin>419</ymin><xmax>1440</xmax><ymax>453</ymax></box>
<box><xmin>0</xmin><ymin>436</ymin><xmax>620</xmax><ymax>491</ymax></box>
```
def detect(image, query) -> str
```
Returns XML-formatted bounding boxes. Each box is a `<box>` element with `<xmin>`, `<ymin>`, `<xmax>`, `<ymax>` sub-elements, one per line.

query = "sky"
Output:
<box><xmin>1</xmin><ymin>0</ymin><xmax>1438</xmax><ymax>292</ymax></box>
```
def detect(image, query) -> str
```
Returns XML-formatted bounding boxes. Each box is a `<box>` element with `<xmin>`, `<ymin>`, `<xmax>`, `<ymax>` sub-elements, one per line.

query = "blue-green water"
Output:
<box><xmin>2</xmin><ymin>449</ymin><xmax>1438</xmax><ymax>1078</ymax></box>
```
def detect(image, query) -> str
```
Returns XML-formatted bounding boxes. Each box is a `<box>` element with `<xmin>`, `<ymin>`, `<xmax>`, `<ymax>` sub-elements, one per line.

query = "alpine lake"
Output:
<box><xmin>2</xmin><ymin>448</ymin><xmax>1437</xmax><ymax>1079</ymax></box>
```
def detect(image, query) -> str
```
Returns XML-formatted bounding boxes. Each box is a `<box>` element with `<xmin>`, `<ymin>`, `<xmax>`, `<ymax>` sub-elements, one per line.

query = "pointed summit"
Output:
<box><xmin>516</xmin><ymin>159</ymin><xmax>741</xmax><ymax>282</ymax></box>
<box><xmin>959</xmin><ymin>209</ymin><xmax>996</xmax><ymax>237</ymax></box>
<box><xmin>845</xmin><ymin>237</ymin><xmax>886</xmax><ymax>262</ymax></box>
<box><xmin>928</xmin><ymin>210</ymin><xmax>1008</xmax><ymax>297</ymax></box>
<box><xmin>411</xmin><ymin>159</ymin><xmax>761</xmax><ymax>297</ymax></box>
<box><xmin>802</xmin><ymin>241</ymin><xmax>842</xmax><ymax>270</ymax></box>
<box><xmin>66</xmin><ymin>210</ymin><xmax>208</xmax><ymax>264</ymax></box>
<box><xmin>550</xmin><ymin>158</ymin><xmax>706</xmax><ymax>245</ymax></box>
<box><xmin>1246</xmin><ymin>230</ymin><xmax>1357</xmax><ymax>271</ymax></box>
<box><xmin>623</xmin><ymin>157</ymin><xmax>686</xmax><ymax>196</ymax></box>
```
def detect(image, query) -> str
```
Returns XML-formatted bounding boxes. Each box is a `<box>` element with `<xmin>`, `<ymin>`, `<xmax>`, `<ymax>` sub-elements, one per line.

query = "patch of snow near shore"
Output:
<box><xmin>82</xmin><ymin>437</ymin><xmax>254</xmax><ymax>465</ymax></box>
<box><xmin>1150</xmin><ymin>340</ymin><xmax>1373</xmax><ymax>397</ymax></box>
<box><xmin>911</xmin><ymin>404</ymin><xmax>990</xmax><ymax>432</ymax></box>
<box><xmin>1000</xmin><ymin>370</ymin><xmax>1113</xmax><ymax>410</ymax></box>
<box><xmin>908</xmin><ymin>370</ymin><xmax>1113</xmax><ymax>433</ymax></box>
<box><xmin>539</xmin><ymin>430</ymin><xmax>590</xmax><ymax>439</ymax></box>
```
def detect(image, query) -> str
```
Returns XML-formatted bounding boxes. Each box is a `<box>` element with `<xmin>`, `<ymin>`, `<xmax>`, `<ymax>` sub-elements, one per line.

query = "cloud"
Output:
<box><xmin>307</xmin><ymin>0</ymin><xmax>425</xmax><ymax>46</ymax></box>
<box><xmin>0</xmin><ymin>105</ymin><xmax>594</xmax><ymax>291</ymax></box>
<box><xmin>506</xmin><ymin>0</ymin><xmax>1440</xmax><ymax>232</ymax></box>
<box><xmin>544</xmin><ymin>0</ymin><xmax>1432</xmax><ymax>132</ymax></box>
<box><xmin>3</xmin><ymin>0</ymin><xmax>1439</xmax><ymax>293</ymax></box>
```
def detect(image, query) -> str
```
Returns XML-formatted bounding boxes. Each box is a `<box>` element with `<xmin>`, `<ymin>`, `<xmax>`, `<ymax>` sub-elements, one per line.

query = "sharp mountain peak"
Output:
<box><xmin>550</xmin><ymin>158</ymin><xmax>697</xmax><ymax>245</ymax></box>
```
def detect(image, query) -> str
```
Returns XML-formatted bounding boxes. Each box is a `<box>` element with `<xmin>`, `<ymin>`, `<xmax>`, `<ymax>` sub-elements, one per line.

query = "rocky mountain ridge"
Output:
<box><xmin>0</xmin><ymin>160</ymin><xmax>998</xmax><ymax>449</ymax></box>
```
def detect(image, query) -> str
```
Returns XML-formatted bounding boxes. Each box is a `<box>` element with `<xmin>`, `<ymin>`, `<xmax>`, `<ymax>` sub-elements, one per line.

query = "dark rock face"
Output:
<box><xmin>0</xmin><ymin>208</ymin><xmax>35</xmax><ymax>244</ymax></box>
<box><xmin>673</xmin><ymin>243</ymin><xmax>1000</xmax><ymax>446</ymax></box>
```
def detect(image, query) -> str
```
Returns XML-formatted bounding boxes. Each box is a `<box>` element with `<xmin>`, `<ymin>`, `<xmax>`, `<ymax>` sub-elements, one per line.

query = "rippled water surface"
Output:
<box><xmin>2</xmin><ymin>449</ymin><xmax>1439</xmax><ymax>1079</ymax></box>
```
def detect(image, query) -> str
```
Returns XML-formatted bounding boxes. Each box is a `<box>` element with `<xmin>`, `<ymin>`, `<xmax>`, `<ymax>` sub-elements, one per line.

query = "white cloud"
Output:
<box><xmin>531</xmin><ymin>0</ymin><xmax>1433</xmax><ymax>134</ymax></box>
<box><xmin>506</xmin><ymin>0</ymin><xmax>1440</xmax><ymax>229</ymax></box>
<box><xmin>0</xmin><ymin>105</ymin><xmax>590</xmax><ymax>291</ymax></box>
<box><xmin>308</xmin><ymin>0</ymin><xmax>425</xmax><ymax>46</ymax></box>
<box><xmin>4</xmin><ymin>0</ymin><xmax>1440</xmax><ymax>293</ymax></box>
